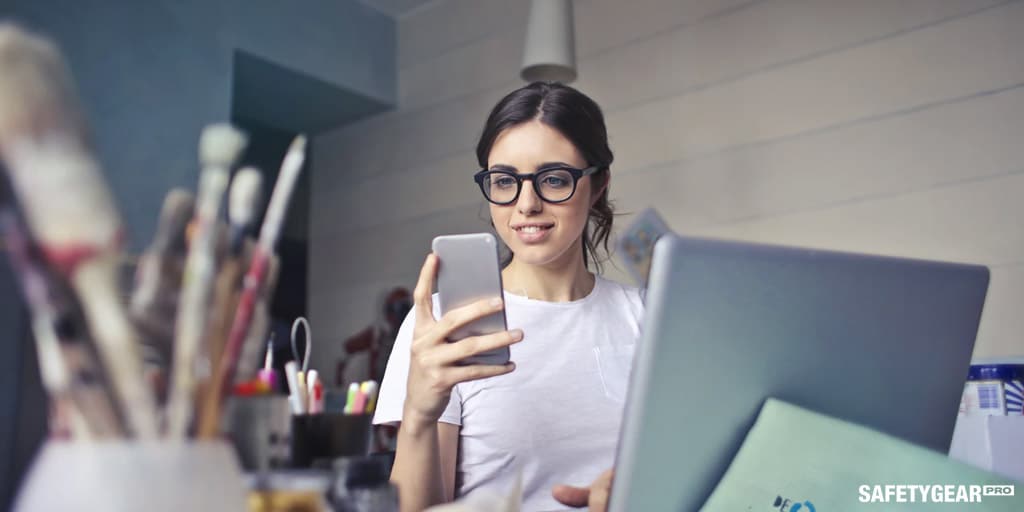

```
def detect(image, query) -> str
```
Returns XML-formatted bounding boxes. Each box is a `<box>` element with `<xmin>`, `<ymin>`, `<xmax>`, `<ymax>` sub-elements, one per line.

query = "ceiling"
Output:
<box><xmin>359</xmin><ymin>0</ymin><xmax>437</xmax><ymax>18</ymax></box>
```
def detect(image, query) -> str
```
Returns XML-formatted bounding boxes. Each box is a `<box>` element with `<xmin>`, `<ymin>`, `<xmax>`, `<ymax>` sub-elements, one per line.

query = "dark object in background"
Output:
<box><xmin>336</xmin><ymin>287</ymin><xmax>412</xmax><ymax>387</ymax></box>
<box><xmin>0</xmin><ymin>262</ymin><xmax>47</xmax><ymax>512</ymax></box>
<box><xmin>335</xmin><ymin>287</ymin><xmax>411</xmax><ymax>455</ymax></box>
<box><xmin>290</xmin><ymin>414</ymin><xmax>371</xmax><ymax>469</ymax></box>
<box><xmin>329</xmin><ymin>455</ymin><xmax>399</xmax><ymax>512</ymax></box>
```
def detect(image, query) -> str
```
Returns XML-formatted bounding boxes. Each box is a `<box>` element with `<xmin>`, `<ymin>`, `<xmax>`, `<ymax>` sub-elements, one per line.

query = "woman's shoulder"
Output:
<box><xmin>594</xmin><ymin>275</ymin><xmax>645</xmax><ymax>317</ymax></box>
<box><xmin>596</xmin><ymin>274</ymin><xmax>642</xmax><ymax>297</ymax></box>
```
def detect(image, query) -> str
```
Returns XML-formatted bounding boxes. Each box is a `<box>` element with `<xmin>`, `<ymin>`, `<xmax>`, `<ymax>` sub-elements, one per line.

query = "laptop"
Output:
<box><xmin>609</xmin><ymin>235</ymin><xmax>989</xmax><ymax>511</ymax></box>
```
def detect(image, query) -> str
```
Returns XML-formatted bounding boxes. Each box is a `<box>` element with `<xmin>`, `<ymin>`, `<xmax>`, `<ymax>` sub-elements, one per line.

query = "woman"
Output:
<box><xmin>374</xmin><ymin>82</ymin><xmax>643</xmax><ymax>512</ymax></box>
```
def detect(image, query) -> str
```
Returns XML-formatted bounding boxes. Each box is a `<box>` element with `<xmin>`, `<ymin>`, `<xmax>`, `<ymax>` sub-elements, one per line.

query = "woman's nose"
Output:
<box><xmin>516</xmin><ymin>179</ymin><xmax>543</xmax><ymax>214</ymax></box>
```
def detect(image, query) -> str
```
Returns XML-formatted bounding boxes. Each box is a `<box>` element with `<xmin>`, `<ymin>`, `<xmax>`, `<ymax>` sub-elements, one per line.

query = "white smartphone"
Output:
<box><xmin>431</xmin><ymin>233</ymin><xmax>510</xmax><ymax>366</ymax></box>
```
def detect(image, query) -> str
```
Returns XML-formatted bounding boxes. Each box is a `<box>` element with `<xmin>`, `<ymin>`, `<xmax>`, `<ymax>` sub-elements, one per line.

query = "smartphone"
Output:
<box><xmin>431</xmin><ymin>233</ymin><xmax>510</xmax><ymax>365</ymax></box>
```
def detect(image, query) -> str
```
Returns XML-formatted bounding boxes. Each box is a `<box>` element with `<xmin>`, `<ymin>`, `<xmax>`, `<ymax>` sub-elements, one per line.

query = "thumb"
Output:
<box><xmin>552</xmin><ymin>484</ymin><xmax>590</xmax><ymax>508</ymax></box>
<box><xmin>411</xmin><ymin>254</ymin><xmax>438</xmax><ymax>331</ymax></box>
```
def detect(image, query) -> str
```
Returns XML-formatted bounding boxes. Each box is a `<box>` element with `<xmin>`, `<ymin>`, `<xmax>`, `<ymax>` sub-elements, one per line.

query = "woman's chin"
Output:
<box><xmin>506</xmin><ymin>245</ymin><xmax>574</xmax><ymax>268</ymax></box>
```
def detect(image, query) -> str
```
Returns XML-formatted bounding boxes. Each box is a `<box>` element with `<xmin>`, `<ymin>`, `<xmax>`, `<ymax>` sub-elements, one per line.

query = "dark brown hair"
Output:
<box><xmin>476</xmin><ymin>82</ymin><xmax>614</xmax><ymax>271</ymax></box>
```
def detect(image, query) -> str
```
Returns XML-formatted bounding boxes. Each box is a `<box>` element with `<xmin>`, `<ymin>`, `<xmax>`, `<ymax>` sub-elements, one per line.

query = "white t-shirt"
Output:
<box><xmin>374</xmin><ymin>276</ymin><xmax>644</xmax><ymax>511</ymax></box>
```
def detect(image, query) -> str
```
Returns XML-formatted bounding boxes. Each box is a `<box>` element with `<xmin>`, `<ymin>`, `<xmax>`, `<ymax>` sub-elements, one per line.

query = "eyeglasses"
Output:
<box><xmin>473</xmin><ymin>165</ymin><xmax>600</xmax><ymax>205</ymax></box>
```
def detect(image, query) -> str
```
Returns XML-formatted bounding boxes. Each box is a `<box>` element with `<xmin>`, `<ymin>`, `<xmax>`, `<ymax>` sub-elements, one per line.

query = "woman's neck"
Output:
<box><xmin>501</xmin><ymin>245</ymin><xmax>595</xmax><ymax>302</ymax></box>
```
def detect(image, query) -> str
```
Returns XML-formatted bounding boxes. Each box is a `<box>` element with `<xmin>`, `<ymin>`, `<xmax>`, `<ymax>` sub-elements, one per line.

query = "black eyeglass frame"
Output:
<box><xmin>473</xmin><ymin>165</ymin><xmax>601</xmax><ymax>205</ymax></box>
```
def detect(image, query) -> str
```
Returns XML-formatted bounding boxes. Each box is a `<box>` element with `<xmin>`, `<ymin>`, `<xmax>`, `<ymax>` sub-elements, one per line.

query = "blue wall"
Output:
<box><xmin>2</xmin><ymin>0</ymin><xmax>395</xmax><ymax>249</ymax></box>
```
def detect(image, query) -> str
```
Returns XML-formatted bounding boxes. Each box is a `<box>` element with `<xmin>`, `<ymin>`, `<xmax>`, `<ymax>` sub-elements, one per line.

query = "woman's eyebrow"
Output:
<box><xmin>488</xmin><ymin>161</ymin><xmax>575</xmax><ymax>172</ymax></box>
<box><xmin>536</xmin><ymin>161</ymin><xmax>573</xmax><ymax>170</ymax></box>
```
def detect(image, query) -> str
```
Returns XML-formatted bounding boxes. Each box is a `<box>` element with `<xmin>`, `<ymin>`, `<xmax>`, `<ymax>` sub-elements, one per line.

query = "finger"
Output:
<box><xmin>412</xmin><ymin>253</ymin><xmax>438</xmax><ymax>331</ymax></box>
<box><xmin>589</xmin><ymin>482</ymin><xmax>611</xmax><ymax>512</ymax></box>
<box><xmin>552</xmin><ymin>485</ymin><xmax>590</xmax><ymax>508</ymax></box>
<box><xmin>442</xmin><ymin>362</ymin><xmax>515</xmax><ymax>387</ymax></box>
<box><xmin>588</xmin><ymin>469</ymin><xmax>614</xmax><ymax>512</ymax></box>
<box><xmin>429</xmin><ymin>329</ymin><xmax>523</xmax><ymax>366</ymax></box>
<box><xmin>434</xmin><ymin>296</ymin><xmax>504</xmax><ymax>340</ymax></box>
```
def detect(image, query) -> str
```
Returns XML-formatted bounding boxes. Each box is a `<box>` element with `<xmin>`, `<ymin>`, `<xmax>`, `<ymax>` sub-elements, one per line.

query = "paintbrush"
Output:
<box><xmin>195</xmin><ymin>167</ymin><xmax>262</xmax><ymax>439</ymax></box>
<box><xmin>233</xmin><ymin>252</ymin><xmax>281</xmax><ymax>385</ymax></box>
<box><xmin>0</xmin><ymin>24</ymin><xmax>159</xmax><ymax>437</ymax></box>
<box><xmin>130</xmin><ymin>188</ymin><xmax>195</xmax><ymax>404</ymax></box>
<box><xmin>207</xmin><ymin>167</ymin><xmax>262</xmax><ymax>369</ymax></box>
<box><xmin>165</xmin><ymin>123</ymin><xmax>247</xmax><ymax>439</ymax></box>
<box><xmin>0</xmin><ymin>200</ymin><xmax>127</xmax><ymax>439</ymax></box>
<box><xmin>212</xmin><ymin>135</ymin><xmax>306</xmax><ymax>402</ymax></box>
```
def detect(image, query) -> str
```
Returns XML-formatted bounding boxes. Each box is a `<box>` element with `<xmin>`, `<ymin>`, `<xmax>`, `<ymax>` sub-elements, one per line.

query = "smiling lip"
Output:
<box><xmin>512</xmin><ymin>223</ymin><xmax>554</xmax><ymax>244</ymax></box>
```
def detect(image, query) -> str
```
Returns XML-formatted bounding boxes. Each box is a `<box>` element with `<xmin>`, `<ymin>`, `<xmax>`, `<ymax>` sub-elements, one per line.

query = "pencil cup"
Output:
<box><xmin>14</xmin><ymin>440</ymin><xmax>247</xmax><ymax>512</ymax></box>
<box><xmin>225</xmin><ymin>395</ymin><xmax>293</xmax><ymax>471</ymax></box>
<box><xmin>290</xmin><ymin>413</ymin><xmax>372</xmax><ymax>469</ymax></box>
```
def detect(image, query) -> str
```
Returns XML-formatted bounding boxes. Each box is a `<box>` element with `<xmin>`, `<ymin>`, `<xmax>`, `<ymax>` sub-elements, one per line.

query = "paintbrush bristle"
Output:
<box><xmin>0</xmin><ymin>23</ymin><xmax>118</xmax><ymax>247</ymax></box>
<box><xmin>0</xmin><ymin>24</ymin><xmax>84</xmax><ymax>141</ymax></box>
<box><xmin>198</xmin><ymin>123</ymin><xmax>247</xmax><ymax>170</ymax></box>
<box><xmin>228</xmin><ymin>167</ymin><xmax>262</xmax><ymax>227</ymax></box>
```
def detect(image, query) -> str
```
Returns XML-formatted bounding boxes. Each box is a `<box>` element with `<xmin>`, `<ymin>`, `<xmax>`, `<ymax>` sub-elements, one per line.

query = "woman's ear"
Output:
<box><xmin>591</xmin><ymin>171</ymin><xmax>610</xmax><ymax>207</ymax></box>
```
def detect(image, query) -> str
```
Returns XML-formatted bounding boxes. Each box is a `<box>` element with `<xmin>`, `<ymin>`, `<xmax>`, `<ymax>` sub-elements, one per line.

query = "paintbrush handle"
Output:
<box><xmin>210</xmin><ymin>249</ymin><xmax>270</xmax><ymax>402</ymax></box>
<box><xmin>72</xmin><ymin>261</ymin><xmax>160</xmax><ymax>438</ymax></box>
<box><xmin>256</xmin><ymin>139</ymin><xmax>305</xmax><ymax>252</ymax></box>
<box><xmin>166</xmin><ymin>169</ymin><xmax>228</xmax><ymax>439</ymax></box>
<box><xmin>207</xmin><ymin>258</ymin><xmax>244</xmax><ymax>378</ymax></box>
<box><xmin>194</xmin><ymin>257</ymin><xmax>244</xmax><ymax>439</ymax></box>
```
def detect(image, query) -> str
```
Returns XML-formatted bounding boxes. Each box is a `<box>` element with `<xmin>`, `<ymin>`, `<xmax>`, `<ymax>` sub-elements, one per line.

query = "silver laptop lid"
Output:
<box><xmin>610</xmin><ymin>235</ymin><xmax>989</xmax><ymax>511</ymax></box>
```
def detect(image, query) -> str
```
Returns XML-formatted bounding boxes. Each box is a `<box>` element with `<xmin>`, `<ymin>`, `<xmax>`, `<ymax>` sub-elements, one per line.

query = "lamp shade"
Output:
<box><xmin>520</xmin><ymin>0</ymin><xmax>577</xmax><ymax>83</ymax></box>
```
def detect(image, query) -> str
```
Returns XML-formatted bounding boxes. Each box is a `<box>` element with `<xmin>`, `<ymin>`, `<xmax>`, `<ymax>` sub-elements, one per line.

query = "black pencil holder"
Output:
<box><xmin>290</xmin><ymin>413</ymin><xmax>372</xmax><ymax>469</ymax></box>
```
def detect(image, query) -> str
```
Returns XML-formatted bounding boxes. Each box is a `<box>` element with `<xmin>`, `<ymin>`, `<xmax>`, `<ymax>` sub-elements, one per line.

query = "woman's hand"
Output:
<box><xmin>552</xmin><ymin>468</ymin><xmax>614</xmax><ymax>511</ymax></box>
<box><xmin>402</xmin><ymin>253</ymin><xmax>522</xmax><ymax>427</ymax></box>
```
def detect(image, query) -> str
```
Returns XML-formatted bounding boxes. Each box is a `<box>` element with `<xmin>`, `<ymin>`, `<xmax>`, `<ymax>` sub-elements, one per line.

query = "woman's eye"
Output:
<box><xmin>541</xmin><ymin>175</ymin><xmax>570</xmax><ymax>188</ymax></box>
<box><xmin>493</xmin><ymin>176</ymin><xmax>517</xmax><ymax>188</ymax></box>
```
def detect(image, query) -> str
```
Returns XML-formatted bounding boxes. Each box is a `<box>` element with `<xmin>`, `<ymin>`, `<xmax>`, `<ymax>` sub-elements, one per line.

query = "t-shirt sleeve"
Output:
<box><xmin>612</xmin><ymin>279</ymin><xmax>646</xmax><ymax>341</ymax></box>
<box><xmin>372</xmin><ymin>297</ymin><xmax>463</xmax><ymax>427</ymax></box>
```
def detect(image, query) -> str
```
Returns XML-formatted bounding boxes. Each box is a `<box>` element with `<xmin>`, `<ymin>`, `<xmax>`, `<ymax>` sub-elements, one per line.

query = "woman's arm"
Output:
<box><xmin>438</xmin><ymin>422</ymin><xmax>459</xmax><ymax>502</ymax></box>
<box><xmin>387</xmin><ymin>254</ymin><xmax>521</xmax><ymax>512</ymax></box>
<box><xmin>391</xmin><ymin>418</ymin><xmax>459</xmax><ymax>511</ymax></box>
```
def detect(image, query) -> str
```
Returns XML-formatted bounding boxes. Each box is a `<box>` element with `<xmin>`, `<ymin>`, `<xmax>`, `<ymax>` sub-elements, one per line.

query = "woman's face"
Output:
<box><xmin>486</xmin><ymin>120</ymin><xmax>600</xmax><ymax>268</ymax></box>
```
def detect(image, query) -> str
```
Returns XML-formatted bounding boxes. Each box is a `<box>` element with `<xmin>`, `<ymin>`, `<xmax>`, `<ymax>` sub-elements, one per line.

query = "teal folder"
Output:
<box><xmin>703</xmin><ymin>399</ymin><xmax>1023</xmax><ymax>511</ymax></box>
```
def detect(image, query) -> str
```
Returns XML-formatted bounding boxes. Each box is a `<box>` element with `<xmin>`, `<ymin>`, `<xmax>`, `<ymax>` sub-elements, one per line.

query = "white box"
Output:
<box><xmin>949</xmin><ymin>414</ymin><xmax>1024</xmax><ymax>483</ymax></box>
<box><xmin>14</xmin><ymin>440</ymin><xmax>248</xmax><ymax>511</ymax></box>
